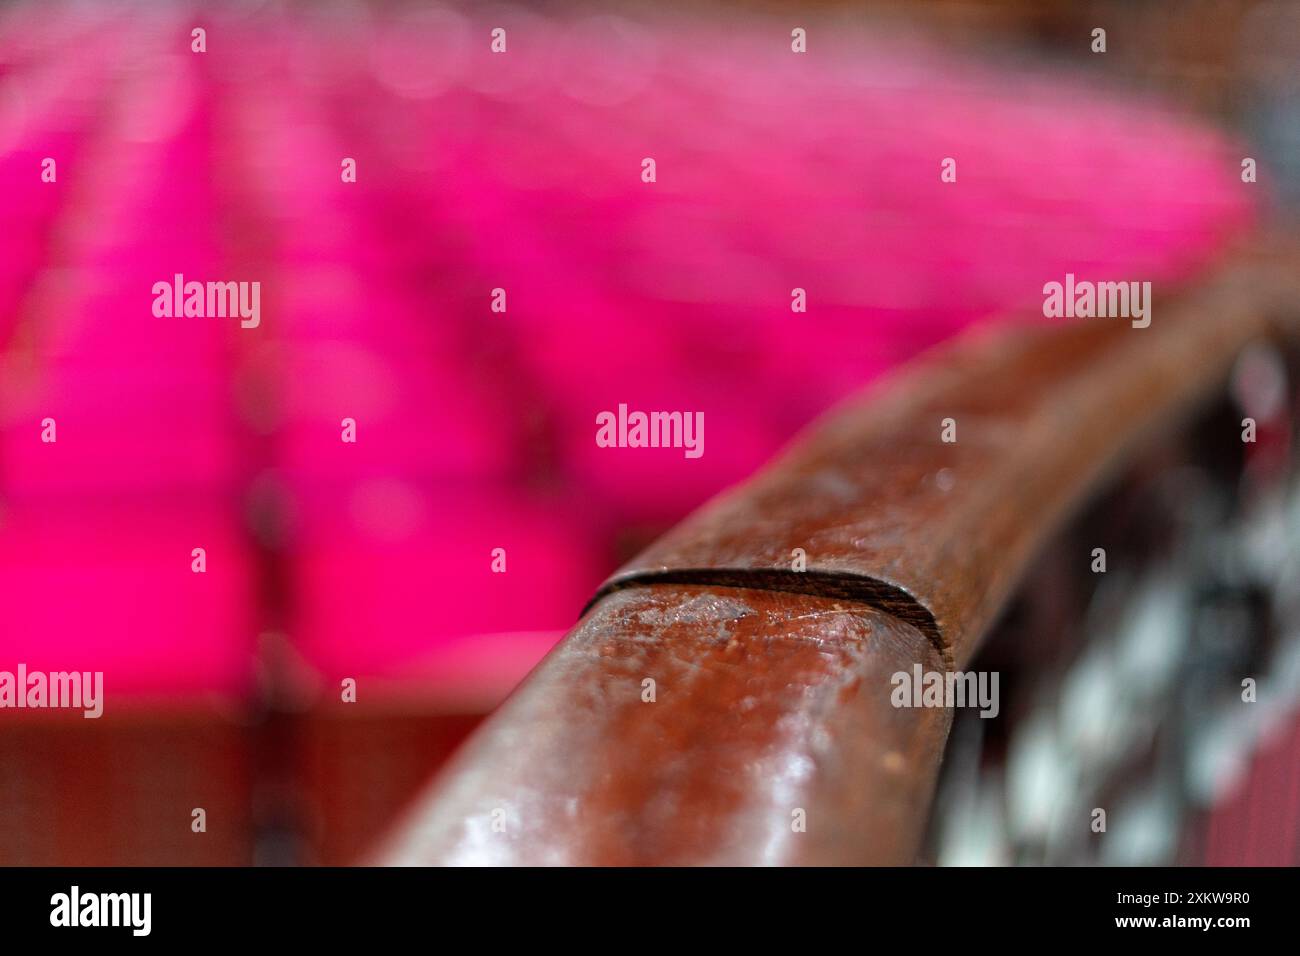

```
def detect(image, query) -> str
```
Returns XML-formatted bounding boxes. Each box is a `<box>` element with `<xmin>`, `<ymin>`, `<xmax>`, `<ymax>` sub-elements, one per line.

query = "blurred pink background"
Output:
<box><xmin>0</xmin><ymin>2</ymin><xmax>1267</xmax><ymax>863</ymax></box>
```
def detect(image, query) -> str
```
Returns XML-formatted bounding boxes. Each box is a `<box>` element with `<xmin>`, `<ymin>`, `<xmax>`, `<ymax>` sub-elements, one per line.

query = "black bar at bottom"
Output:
<box><xmin>0</xmin><ymin>866</ymin><xmax>1282</xmax><ymax>944</ymax></box>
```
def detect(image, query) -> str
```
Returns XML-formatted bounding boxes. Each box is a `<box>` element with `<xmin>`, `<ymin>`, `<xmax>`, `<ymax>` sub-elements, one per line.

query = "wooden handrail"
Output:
<box><xmin>376</xmin><ymin>251</ymin><xmax>1300</xmax><ymax>865</ymax></box>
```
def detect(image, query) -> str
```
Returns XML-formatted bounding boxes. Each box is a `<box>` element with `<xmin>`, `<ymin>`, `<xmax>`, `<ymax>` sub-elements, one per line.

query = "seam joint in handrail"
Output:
<box><xmin>590</xmin><ymin>569</ymin><xmax>950</xmax><ymax>669</ymax></box>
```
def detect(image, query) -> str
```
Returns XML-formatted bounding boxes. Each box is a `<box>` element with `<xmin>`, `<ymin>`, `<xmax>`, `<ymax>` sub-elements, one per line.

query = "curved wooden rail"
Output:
<box><xmin>377</xmin><ymin>250</ymin><xmax>1300</xmax><ymax>865</ymax></box>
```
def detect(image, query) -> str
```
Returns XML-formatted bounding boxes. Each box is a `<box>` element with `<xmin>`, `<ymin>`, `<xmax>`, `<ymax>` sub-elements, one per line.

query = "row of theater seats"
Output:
<box><xmin>0</xmin><ymin>4</ymin><xmax>1253</xmax><ymax>862</ymax></box>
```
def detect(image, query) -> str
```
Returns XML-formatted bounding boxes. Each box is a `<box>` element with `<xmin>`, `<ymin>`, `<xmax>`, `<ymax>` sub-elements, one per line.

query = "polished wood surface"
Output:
<box><xmin>381</xmin><ymin>585</ymin><xmax>948</xmax><ymax>865</ymax></box>
<box><xmin>378</xmin><ymin>251</ymin><xmax>1300</xmax><ymax>865</ymax></box>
